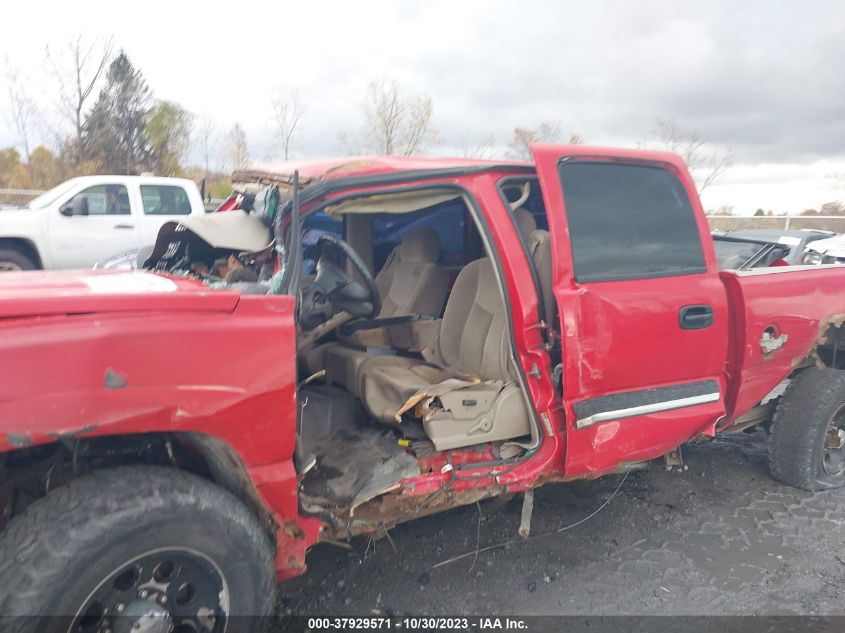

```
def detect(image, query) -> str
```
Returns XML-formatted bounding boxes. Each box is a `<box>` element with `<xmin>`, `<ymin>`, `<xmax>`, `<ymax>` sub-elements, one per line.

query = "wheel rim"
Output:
<box><xmin>0</xmin><ymin>261</ymin><xmax>23</xmax><ymax>271</ymax></box>
<box><xmin>69</xmin><ymin>547</ymin><xmax>229</xmax><ymax>633</ymax></box>
<box><xmin>823</xmin><ymin>404</ymin><xmax>845</xmax><ymax>477</ymax></box>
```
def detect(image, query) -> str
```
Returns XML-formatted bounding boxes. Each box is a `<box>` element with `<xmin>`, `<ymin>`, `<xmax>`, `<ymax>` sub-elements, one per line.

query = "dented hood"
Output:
<box><xmin>0</xmin><ymin>269</ymin><xmax>241</xmax><ymax>319</ymax></box>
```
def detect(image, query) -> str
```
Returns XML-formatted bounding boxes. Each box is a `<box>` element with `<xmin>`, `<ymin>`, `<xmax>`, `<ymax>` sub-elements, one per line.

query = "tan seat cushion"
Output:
<box><xmin>358</xmin><ymin>356</ymin><xmax>449</xmax><ymax>423</ymax></box>
<box><xmin>359</xmin><ymin>258</ymin><xmax>510</xmax><ymax>421</ymax></box>
<box><xmin>527</xmin><ymin>229</ymin><xmax>555</xmax><ymax>325</ymax></box>
<box><xmin>325</xmin><ymin>345</ymin><xmax>377</xmax><ymax>397</ymax></box>
<box><xmin>357</xmin><ymin>258</ymin><xmax>534</xmax><ymax>448</ymax></box>
<box><xmin>436</xmin><ymin>258</ymin><xmax>512</xmax><ymax>381</ymax></box>
<box><xmin>513</xmin><ymin>206</ymin><xmax>537</xmax><ymax>238</ymax></box>
<box><xmin>376</xmin><ymin>228</ymin><xmax>449</xmax><ymax>318</ymax></box>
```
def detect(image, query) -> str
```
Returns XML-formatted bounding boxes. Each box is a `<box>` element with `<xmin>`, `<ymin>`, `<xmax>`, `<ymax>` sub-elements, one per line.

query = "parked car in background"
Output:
<box><xmin>802</xmin><ymin>233</ymin><xmax>845</xmax><ymax>265</ymax></box>
<box><xmin>724</xmin><ymin>229</ymin><xmax>834</xmax><ymax>265</ymax></box>
<box><xmin>0</xmin><ymin>175</ymin><xmax>207</xmax><ymax>271</ymax></box>
<box><xmin>712</xmin><ymin>233</ymin><xmax>792</xmax><ymax>270</ymax></box>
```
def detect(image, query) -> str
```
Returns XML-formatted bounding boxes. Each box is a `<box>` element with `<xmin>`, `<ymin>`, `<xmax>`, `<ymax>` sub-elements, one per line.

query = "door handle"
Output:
<box><xmin>113</xmin><ymin>223</ymin><xmax>135</xmax><ymax>229</ymax></box>
<box><xmin>679</xmin><ymin>305</ymin><xmax>714</xmax><ymax>330</ymax></box>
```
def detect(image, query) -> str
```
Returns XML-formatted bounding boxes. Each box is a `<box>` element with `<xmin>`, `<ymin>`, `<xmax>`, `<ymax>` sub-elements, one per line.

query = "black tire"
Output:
<box><xmin>0</xmin><ymin>466</ymin><xmax>276</xmax><ymax>632</ymax></box>
<box><xmin>769</xmin><ymin>367</ymin><xmax>845</xmax><ymax>491</ymax></box>
<box><xmin>0</xmin><ymin>247</ymin><xmax>36</xmax><ymax>271</ymax></box>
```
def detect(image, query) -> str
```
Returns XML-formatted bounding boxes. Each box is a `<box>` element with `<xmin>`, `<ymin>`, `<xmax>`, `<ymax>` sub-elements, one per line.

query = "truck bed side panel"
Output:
<box><xmin>722</xmin><ymin>265</ymin><xmax>845</xmax><ymax>422</ymax></box>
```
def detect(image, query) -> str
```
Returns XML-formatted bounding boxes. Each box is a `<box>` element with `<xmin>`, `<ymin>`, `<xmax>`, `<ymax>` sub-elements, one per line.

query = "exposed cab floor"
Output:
<box><xmin>299</xmin><ymin>426</ymin><xmax>419</xmax><ymax>510</ymax></box>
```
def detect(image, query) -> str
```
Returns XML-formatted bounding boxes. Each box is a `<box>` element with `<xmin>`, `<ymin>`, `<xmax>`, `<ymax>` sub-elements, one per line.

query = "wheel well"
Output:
<box><xmin>0</xmin><ymin>237</ymin><xmax>42</xmax><ymax>268</ymax></box>
<box><xmin>813</xmin><ymin>321</ymin><xmax>845</xmax><ymax>370</ymax></box>
<box><xmin>0</xmin><ymin>432</ymin><xmax>275</xmax><ymax>534</ymax></box>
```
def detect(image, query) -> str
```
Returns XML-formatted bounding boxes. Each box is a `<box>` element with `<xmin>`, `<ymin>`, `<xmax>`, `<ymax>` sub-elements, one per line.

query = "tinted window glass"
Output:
<box><xmin>141</xmin><ymin>185</ymin><xmax>191</xmax><ymax>215</ymax></box>
<box><xmin>70</xmin><ymin>185</ymin><xmax>130</xmax><ymax>216</ymax></box>
<box><xmin>372</xmin><ymin>200</ymin><xmax>465</xmax><ymax>271</ymax></box>
<box><xmin>559</xmin><ymin>162</ymin><xmax>705</xmax><ymax>282</ymax></box>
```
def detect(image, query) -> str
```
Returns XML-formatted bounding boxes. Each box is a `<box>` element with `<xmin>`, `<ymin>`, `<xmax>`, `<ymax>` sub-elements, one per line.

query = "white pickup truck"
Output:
<box><xmin>0</xmin><ymin>175</ymin><xmax>207</xmax><ymax>271</ymax></box>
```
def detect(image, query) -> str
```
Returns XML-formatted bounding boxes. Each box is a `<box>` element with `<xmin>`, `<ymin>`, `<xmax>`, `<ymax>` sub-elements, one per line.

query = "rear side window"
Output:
<box><xmin>141</xmin><ymin>185</ymin><xmax>191</xmax><ymax>215</ymax></box>
<box><xmin>559</xmin><ymin>162</ymin><xmax>706</xmax><ymax>282</ymax></box>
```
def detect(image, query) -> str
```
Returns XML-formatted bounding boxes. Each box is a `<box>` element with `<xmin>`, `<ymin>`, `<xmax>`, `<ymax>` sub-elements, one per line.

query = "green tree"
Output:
<box><xmin>146</xmin><ymin>101</ymin><xmax>194</xmax><ymax>176</ymax></box>
<box><xmin>754</xmin><ymin>208</ymin><xmax>766</xmax><ymax>216</ymax></box>
<box><xmin>82</xmin><ymin>51</ymin><xmax>151</xmax><ymax>174</ymax></box>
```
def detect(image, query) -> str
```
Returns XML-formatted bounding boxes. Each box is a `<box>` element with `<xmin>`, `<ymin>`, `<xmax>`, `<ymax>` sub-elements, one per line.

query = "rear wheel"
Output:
<box><xmin>769</xmin><ymin>367</ymin><xmax>845</xmax><ymax>490</ymax></box>
<box><xmin>0</xmin><ymin>466</ymin><xmax>276</xmax><ymax>632</ymax></box>
<box><xmin>0</xmin><ymin>247</ymin><xmax>36</xmax><ymax>271</ymax></box>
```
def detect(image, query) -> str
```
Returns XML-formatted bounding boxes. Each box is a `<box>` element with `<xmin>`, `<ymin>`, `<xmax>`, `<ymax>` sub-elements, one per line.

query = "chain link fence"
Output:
<box><xmin>0</xmin><ymin>188</ymin><xmax>45</xmax><ymax>206</ymax></box>
<box><xmin>708</xmin><ymin>215</ymin><xmax>845</xmax><ymax>234</ymax></box>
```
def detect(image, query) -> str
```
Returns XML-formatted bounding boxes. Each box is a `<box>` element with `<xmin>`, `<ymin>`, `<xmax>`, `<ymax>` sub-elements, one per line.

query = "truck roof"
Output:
<box><xmin>230</xmin><ymin>146</ymin><xmax>691</xmax><ymax>191</ymax></box>
<box><xmin>232</xmin><ymin>155</ymin><xmax>533</xmax><ymax>188</ymax></box>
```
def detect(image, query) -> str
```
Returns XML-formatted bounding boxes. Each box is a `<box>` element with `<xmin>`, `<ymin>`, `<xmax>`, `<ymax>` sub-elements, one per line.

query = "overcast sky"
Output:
<box><xmin>2</xmin><ymin>0</ymin><xmax>844</xmax><ymax>214</ymax></box>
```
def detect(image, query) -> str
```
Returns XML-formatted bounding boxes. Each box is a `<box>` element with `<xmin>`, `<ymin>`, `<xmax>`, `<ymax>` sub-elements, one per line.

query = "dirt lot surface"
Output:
<box><xmin>278</xmin><ymin>429</ymin><xmax>845</xmax><ymax>616</ymax></box>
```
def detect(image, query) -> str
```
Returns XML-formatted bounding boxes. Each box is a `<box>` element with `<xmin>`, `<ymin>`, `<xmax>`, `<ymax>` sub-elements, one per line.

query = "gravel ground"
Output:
<box><xmin>278</xmin><ymin>428</ymin><xmax>845</xmax><ymax>616</ymax></box>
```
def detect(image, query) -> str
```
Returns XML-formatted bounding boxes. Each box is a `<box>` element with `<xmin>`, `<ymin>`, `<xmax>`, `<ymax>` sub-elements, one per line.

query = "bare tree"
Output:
<box><xmin>195</xmin><ymin>114</ymin><xmax>218</xmax><ymax>179</ymax></box>
<box><xmin>507</xmin><ymin>122</ymin><xmax>583</xmax><ymax>160</ymax></box>
<box><xmin>226</xmin><ymin>123</ymin><xmax>250</xmax><ymax>171</ymax></box>
<box><xmin>362</xmin><ymin>76</ymin><xmax>434</xmax><ymax>155</ymax></box>
<box><xmin>646</xmin><ymin>119</ymin><xmax>735</xmax><ymax>192</ymax></box>
<box><xmin>5</xmin><ymin>61</ymin><xmax>38</xmax><ymax>164</ymax></box>
<box><xmin>271</xmin><ymin>89</ymin><xmax>305</xmax><ymax>161</ymax></box>
<box><xmin>461</xmin><ymin>133</ymin><xmax>497</xmax><ymax>160</ymax></box>
<box><xmin>45</xmin><ymin>35</ymin><xmax>113</xmax><ymax>163</ymax></box>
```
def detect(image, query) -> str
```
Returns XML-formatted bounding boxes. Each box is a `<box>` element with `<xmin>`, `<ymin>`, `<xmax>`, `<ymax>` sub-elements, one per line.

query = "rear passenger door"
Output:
<box><xmin>532</xmin><ymin>145</ymin><xmax>729</xmax><ymax>476</ymax></box>
<box><xmin>137</xmin><ymin>184</ymin><xmax>194</xmax><ymax>248</ymax></box>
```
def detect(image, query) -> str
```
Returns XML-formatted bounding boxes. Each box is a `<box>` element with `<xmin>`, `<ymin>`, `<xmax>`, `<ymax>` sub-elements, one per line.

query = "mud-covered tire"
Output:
<box><xmin>0</xmin><ymin>248</ymin><xmax>36</xmax><ymax>271</ymax></box>
<box><xmin>769</xmin><ymin>367</ymin><xmax>845</xmax><ymax>491</ymax></box>
<box><xmin>0</xmin><ymin>466</ymin><xmax>276</xmax><ymax>632</ymax></box>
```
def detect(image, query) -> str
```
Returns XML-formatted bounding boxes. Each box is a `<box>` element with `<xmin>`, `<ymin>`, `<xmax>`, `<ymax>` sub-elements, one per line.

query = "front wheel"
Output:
<box><xmin>0</xmin><ymin>466</ymin><xmax>276</xmax><ymax>632</ymax></box>
<box><xmin>0</xmin><ymin>248</ymin><xmax>36</xmax><ymax>271</ymax></box>
<box><xmin>769</xmin><ymin>367</ymin><xmax>845</xmax><ymax>491</ymax></box>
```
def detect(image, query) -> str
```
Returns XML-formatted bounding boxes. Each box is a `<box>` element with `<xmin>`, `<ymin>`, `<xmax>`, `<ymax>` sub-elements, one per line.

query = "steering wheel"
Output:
<box><xmin>298</xmin><ymin>234</ymin><xmax>381</xmax><ymax>330</ymax></box>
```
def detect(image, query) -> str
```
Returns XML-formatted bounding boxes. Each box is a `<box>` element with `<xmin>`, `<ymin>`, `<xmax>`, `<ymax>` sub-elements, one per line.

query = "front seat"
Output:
<box><xmin>316</xmin><ymin>228</ymin><xmax>449</xmax><ymax>391</ymax></box>
<box><xmin>356</xmin><ymin>257</ymin><xmax>533</xmax><ymax>450</ymax></box>
<box><xmin>373</xmin><ymin>227</ymin><xmax>449</xmax><ymax>318</ymax></box>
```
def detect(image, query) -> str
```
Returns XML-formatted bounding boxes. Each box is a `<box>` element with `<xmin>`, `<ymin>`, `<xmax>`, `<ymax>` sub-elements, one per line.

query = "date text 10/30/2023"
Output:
<box><xmin>306</xmin><ymin>617</ymin><xmax>529</xmax><ymax>630</ymax></box>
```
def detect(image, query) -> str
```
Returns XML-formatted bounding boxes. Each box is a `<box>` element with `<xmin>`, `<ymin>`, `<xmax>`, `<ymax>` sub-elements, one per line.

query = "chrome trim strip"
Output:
<box><xmin>575</xmin><ymin>392</ymin><xmax>721</xmax><ymax>429</ymax></box>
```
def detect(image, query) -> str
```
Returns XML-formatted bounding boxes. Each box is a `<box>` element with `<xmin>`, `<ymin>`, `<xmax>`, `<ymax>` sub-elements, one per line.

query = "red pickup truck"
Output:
<box><xmin>2</xmin><ymin>145</ymin><xmax>845</xmax><ymax>631</ymax></box>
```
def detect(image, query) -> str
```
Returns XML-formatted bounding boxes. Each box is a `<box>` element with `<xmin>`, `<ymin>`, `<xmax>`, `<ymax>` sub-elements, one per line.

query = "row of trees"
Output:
<box><xmin>2</xmin><ymin>37</ymin><xmax>250</xmax><ymax>196</ymax></box>
<box><xmin>3</xmin><ymin>34</ymin><xmax>737</xmax><ymax>197</ymax></box>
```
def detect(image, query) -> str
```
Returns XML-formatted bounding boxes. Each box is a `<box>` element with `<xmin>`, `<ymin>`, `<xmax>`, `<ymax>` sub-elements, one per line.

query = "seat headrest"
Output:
<box><xmin>399</xmin><ymin>228</ymin><xmax>440</xmax><ymax>263</ymax></box>
<box><xmin>513</xmin><ymin>207</ymin><xmax>537</xmax><ymax>238</ymax></box>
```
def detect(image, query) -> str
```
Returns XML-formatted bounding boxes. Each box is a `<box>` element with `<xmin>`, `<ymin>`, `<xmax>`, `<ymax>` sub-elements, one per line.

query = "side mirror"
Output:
<box><xmin>61</xmin><ymin>196</ymin><xmax>89</xmax><ymax>216</ymax></box>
